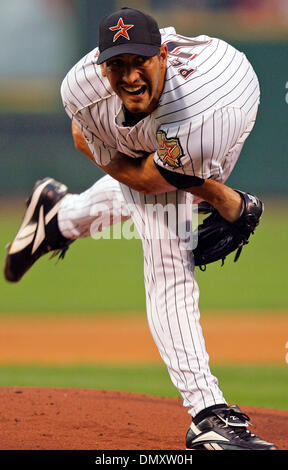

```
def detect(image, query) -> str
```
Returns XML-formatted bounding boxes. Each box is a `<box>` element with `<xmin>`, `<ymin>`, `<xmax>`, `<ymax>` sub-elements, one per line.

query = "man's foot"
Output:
<box><xmin>186</xmin><ymin>405</ymin><xmax>278</xmax><ymax>450</ymax></box>
<box><xmin>4</xmin><ymin>177</ymin><xmax>73</xmax><ymax>282</ymax></box>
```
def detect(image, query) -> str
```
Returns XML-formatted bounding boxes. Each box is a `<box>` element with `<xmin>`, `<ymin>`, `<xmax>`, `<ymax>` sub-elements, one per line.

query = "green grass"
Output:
<box><xmin>0</xmin><ymin>217</ymin><xmax>146</xmax><ymax>314</ymax></box>
<box><xmin>0</xmin><ymin>198</ymin><xmax>287</xmax><ymax>314</ymax></box>
<box><xmin>0</xmin><ymin>363</ymin><xmax>286</xmax><ymax>410</ymax></box>
<box><xmin>213</xmin><ymin>364</ymin><xmax>288</xmax><ymax>410</ymax></box>
<box><xmin>197</xmin><ymin>201</ymin><xmax>288</xmax><ymax>311</ymax></box>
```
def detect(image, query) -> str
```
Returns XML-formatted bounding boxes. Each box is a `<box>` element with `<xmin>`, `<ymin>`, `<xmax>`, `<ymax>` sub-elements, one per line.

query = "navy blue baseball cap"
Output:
<box><xmin>97</xmin><ymin>7</ymin><xmax>161</xmax><ymax>64</ymax></box>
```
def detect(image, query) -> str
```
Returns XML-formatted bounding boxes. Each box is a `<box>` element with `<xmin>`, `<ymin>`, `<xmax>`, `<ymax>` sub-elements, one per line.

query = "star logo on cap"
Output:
<box><xmin>109</xmin><ymin>17</ymin><xmax>134</xmax><ymax>42</ymax></box>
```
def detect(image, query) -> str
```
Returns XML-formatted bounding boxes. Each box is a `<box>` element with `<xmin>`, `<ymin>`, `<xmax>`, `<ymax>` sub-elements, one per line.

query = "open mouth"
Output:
<box><xmin>122</xmin><ymin>85</ymin><xmax>147</xmax><ymax>96</ymax></box>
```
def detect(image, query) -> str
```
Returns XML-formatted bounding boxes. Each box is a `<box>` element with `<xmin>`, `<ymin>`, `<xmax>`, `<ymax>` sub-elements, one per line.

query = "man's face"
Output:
<box><xmin>101</xmin><ymin>45</ymin><xmax>168</xmax><ymax>116</ymax></box>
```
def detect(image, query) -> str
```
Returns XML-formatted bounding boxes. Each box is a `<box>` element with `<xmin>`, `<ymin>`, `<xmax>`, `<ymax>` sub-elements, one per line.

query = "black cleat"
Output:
<box><xmin>186</xmin><ymin>405</ymin><xmax>278</xmax><ymax>450</ymax></box>
<box><xmin>4</xmin><ymin>177</ymin><xmax>73</xmax><ymax>282</ymax></box>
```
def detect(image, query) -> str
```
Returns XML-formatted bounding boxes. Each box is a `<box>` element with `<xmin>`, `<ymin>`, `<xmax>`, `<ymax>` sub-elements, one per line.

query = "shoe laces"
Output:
<box><xmin>49</xmin><ymin>241</ymin><xmax>72</xmax><ymax>262</ymax></box>
<box><xmin>213</xmin><ymin>407</ymin><xmax>254</xmax><ymax>440</ymax></box>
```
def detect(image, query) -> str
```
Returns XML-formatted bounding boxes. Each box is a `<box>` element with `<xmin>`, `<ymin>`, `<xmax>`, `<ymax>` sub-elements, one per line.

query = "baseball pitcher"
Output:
<box><xmin>4</xmin><ymin>8</ymin><xmax>277</xmax><ymax>450</ymax></box>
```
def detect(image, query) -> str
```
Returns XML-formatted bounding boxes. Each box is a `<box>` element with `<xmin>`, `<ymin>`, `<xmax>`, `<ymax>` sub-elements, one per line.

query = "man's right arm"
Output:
<box><xmin>72</xmin><ymin>122</ymin><xmax>176</xmax><ymax>194</ymax></box>
<box><xmin>72</xmin><ymin>122</ymin><xmax>96</xmax><ymax>163</ymax></box>
<box><xmin>72</xmin><ymin>122</ymin><xmax>243</xmax><ymax>222</ymax></box>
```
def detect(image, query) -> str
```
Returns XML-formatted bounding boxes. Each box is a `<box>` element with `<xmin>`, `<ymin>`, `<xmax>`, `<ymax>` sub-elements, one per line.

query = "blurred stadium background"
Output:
<box><xmin>1</xmin><ymin>0</ymin><xmax>287</xmax><ymax>195</ymax></box>
<box><xmin>0</xmin><ymin>1</ymin><xmax>287</xmax><ymax>409</ymax></box>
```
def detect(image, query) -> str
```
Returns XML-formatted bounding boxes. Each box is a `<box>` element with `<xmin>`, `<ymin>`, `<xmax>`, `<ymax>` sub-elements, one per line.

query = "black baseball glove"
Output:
<box><xmin>193</xmin><ymin>190</ymin><xmax>264</xmax><ymax>270</ymax></box>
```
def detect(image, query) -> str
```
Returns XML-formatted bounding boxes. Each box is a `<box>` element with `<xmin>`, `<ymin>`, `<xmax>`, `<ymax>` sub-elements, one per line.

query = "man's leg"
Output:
<box><xmin>4</xmin><ymin>175</ymin><xmax>127</xmax><ymax>282</ymax></box>
<box><xmin>119</xmin><ymin>184</ymin><xmax>226</xmax><ymax>418</ymax></box>
<box><xmin>58</xmin><ymin>174</ymin><xmax>128</xmax><ymax>239</ymax></box>
<box><xmin>118</xmin><ymin>185</ymin><xmax>278</xmax><ymax>450</ymax></box>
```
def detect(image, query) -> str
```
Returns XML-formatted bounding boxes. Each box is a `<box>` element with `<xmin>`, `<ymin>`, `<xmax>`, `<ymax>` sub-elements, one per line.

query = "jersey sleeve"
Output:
<box><xmin>65</xmin><ymin>106</ymin><xmax>117</xmax><ymax>166</ymax></box>
<box><xmin>154</xmin><ymin>107</ymin><xmax>247</xmax><ymax>180</ymax></box>
<box><xmin>74</xmin><ymin>113</ymin><xmax>118</xmax><ymax>166</ymax></box>
<box><xmin>61</xmin><ymin>79</ymin><xmax>118</xmax><ymax>167</ymax></box>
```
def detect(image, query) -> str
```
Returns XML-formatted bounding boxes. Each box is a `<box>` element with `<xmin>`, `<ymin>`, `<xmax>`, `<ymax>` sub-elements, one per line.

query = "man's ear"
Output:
<box><xmin>100</xmin><ymin>63</ymin><xmax>106</xmax><ymax>77</ymax></box>
<box><xmin>160</xmin><ymin>44</ymin><xmax>168</xmax><ymax>59</ymax></box>
<box><xmin>160</xmin><ymin>44</ymin><xmax>168</xmax><ymax>66</ymax></box>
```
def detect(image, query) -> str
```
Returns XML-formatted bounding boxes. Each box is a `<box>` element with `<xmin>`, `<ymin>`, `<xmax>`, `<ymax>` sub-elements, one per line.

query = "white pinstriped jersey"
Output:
<box><xmin>61</xmin><ymin>27</ymin><xmax>260</xmax><ymax>183</ymax></box>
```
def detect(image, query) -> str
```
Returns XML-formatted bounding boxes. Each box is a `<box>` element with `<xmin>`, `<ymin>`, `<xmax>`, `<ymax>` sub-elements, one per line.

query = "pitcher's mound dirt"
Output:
<box><xmin>0</xmin><ymin>387</ymin><xmax>286</xmax><ymax>450</ymax></box>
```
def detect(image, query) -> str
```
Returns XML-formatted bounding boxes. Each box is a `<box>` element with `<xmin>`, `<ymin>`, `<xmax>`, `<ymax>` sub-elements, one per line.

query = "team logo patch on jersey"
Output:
<box><xmin>109</xmin><ymin>18</ymin><xmax>134</xmax><ymax>42</ymax></box>
<box><xmin>156</xmin><ymin>131</ymin><xmax>183</xmax><ymax>168</ymax></box>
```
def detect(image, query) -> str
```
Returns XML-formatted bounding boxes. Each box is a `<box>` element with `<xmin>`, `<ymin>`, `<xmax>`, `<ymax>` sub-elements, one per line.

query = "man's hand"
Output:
<box><xmin>192</xmin><ymin>190</ymin><xmax>263</xmax><ymax>268</ymax></box>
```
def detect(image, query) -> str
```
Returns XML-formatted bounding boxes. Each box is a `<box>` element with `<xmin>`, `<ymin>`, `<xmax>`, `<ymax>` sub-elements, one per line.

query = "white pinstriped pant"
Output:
<box><xmin>58</xmin><ymin>103</ymin><xmax>259</xmax><ymax>417</ymax></box>
<box><xmin>58</xmin><ymin>177</ymin><xmax>226</xmax><ymax>417</ymax></box>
